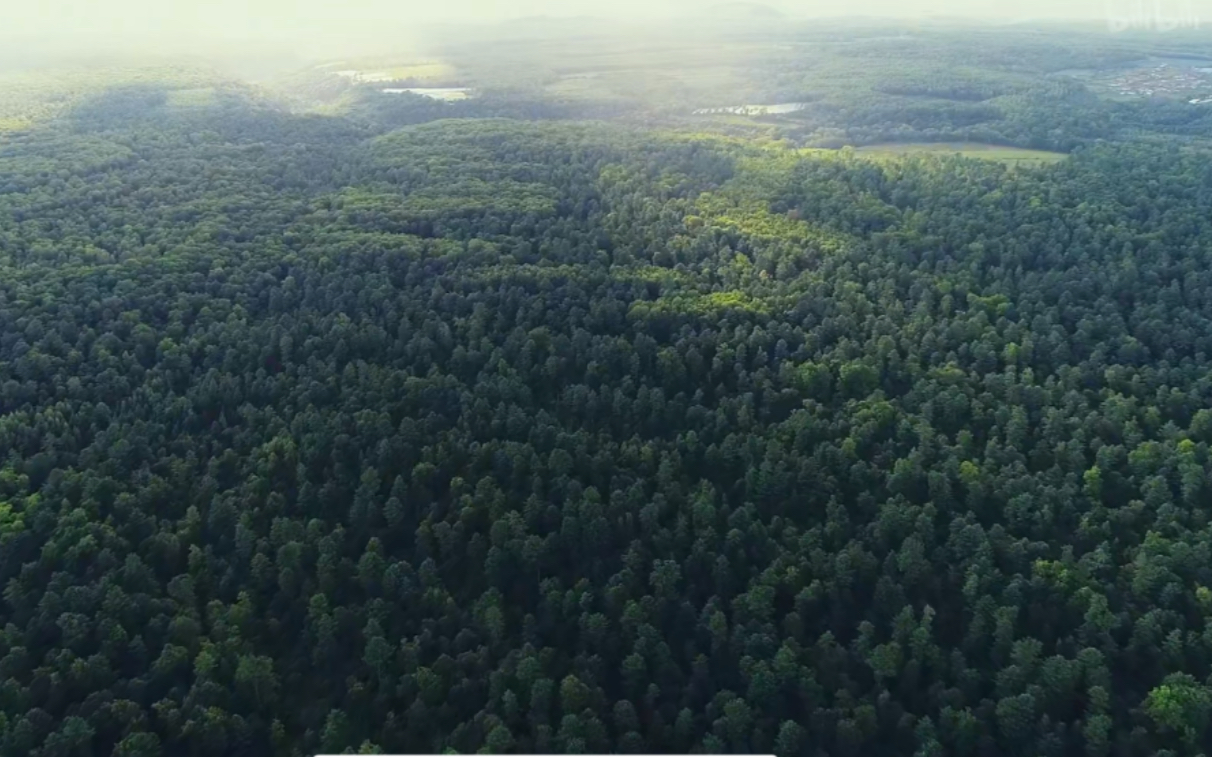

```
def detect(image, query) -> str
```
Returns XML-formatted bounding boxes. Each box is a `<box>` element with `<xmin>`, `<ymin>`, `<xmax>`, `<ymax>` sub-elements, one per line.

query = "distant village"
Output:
<box><xmin>1096</xmin><ymin>63</ymin><xmax>1212</xmax><ymax>101</ymax></box>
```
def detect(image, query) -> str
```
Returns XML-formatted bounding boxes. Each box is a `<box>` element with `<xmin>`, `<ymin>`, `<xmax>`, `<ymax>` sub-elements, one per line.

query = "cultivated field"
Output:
<box><xmin>854</xmin><ymin>141</ymin><xmax>1069</xmax><ymax>165</ymax></box>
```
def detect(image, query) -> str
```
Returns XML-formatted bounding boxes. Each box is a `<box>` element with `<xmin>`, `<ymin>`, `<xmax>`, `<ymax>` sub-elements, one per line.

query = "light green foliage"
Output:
<box><xmin>402</xmin><ymin>181</ymin><xmax>557</xmax><ymax>217</ymax></box>
<box><xmin>1145</xmin><ymin>674</ymin><xmax>1212</xmax><ymax>742</ymax></box>
<box><xmin>628</xmin><ymin>290</ymin><xmax>770</xmax><ymax>319</ymax></box>
<box><xmin>0</xmin><ymin>501</ymin><xmax>24</xmax><ymax>540</ymax></box>
<box><xmin>709</xmin><ymin>203</ymin><xmax>847</xmax><ymax>251</ymax></box>
<box><xmin>839</xmin><ymin>361</ymin><xmax>879</xmax><ymax>398</ymax></box>
<box><xmin>1083</xmin><ymin>465</ymin><xmax>1103</xmax><ymax>500</ymax></box>
<box><xmin>868</xmin><ymin>641</ymin><xmax>903</xmax><ymax>681</ymax></box>
<box><xmin>855</xmin><ymin>142</ymin><xmax>1068</xmax><ymax>165</ymax></box>
<box><xmin>794</xmin><ymin>361</ymin><xmax>833</xmax><ymax>398</ymax></box>
<box><xmin>958</xmin><ymin>460</ymin><xmax>982</xmax><ymax>488</ymax></box>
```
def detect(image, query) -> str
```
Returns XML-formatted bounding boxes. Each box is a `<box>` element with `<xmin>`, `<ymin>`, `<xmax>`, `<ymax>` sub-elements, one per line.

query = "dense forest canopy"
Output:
<box><xmin>7</xmin><ymin>21</ymin><xmax>1212</xmax><ymax>757</ymax></box>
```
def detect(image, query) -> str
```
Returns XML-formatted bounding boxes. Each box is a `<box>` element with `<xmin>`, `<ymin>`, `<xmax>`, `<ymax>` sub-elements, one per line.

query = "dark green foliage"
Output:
<box><xmin>7</xmin><ymin>45</ymin><xmax>1212</xmax><ymax>757</ymax></box>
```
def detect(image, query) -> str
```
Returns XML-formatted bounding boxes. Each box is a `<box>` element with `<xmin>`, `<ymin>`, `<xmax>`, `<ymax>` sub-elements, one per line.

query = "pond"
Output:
<box><xmin>693</xmin><ymin>102</ymin><xmax>806</xmax><ymax>115</ymax></box>
<box><xmin>381</xmin><ymin>88</ymin><xmax>472</xmax><ymax>101</ymax></box>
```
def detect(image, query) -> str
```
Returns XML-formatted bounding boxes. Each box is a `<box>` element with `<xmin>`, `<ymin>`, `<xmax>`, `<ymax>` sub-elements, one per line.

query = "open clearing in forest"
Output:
<box><xmin>853</xmin><ymin>142</ymin><xmax>1068</xmax><ymax>165</ymax></box>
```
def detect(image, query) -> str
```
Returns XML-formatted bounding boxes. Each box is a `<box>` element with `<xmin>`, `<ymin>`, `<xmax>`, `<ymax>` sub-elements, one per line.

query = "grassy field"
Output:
<box><xmin>853</xmin><ymin>142</ymin><xmax>1069</xmax><ymax>165</ymax></box>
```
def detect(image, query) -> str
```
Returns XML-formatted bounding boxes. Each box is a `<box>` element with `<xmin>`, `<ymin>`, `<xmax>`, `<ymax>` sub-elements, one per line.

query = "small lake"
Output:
<box><xmin>693</xmin><ymin>102</ymin><xmax>807</xmax><ymax>115</ymax></box>
<box><xmin>332</xmin><ymin>70</ymin><xmax>398</xmax><ymax>83</ymax></box>
<box><xmin>381</xmin><ymin>88</ymin><xmax>472</xmax><ymax>101</ymax></box>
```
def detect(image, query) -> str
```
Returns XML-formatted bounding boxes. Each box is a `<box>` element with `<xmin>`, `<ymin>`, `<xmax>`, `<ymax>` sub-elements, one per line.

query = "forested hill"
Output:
<box><xmin>6</xmin><ymin>78</ymin><xmax>1212</xmax><ymax>757</ymax></box>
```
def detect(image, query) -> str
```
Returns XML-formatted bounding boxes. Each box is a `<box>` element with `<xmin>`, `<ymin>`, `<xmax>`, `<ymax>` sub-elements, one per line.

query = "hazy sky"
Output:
<box><xmin>0</xmin><ymin>0</ymin><xmax>1169</xmax><ymax>59</ymax></box>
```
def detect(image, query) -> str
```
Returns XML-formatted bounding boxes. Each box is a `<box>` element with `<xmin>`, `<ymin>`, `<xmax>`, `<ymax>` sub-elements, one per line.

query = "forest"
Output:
<box><xmin>340</xmin><ymin>21</ymin><xmax>1212</xmax><ymax>152</ymax></box>
<box><xmin>7</xmin><ymin>21</ymin><xmax>1212</xmax><ymax>757</ymax></box>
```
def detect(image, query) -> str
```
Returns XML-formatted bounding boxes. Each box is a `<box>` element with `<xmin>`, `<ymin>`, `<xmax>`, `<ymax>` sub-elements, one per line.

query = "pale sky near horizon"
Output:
<box><xmin>0</xmin><ymin>0</ymin><xmax>1188</xmax><ymax>59</ymax></box>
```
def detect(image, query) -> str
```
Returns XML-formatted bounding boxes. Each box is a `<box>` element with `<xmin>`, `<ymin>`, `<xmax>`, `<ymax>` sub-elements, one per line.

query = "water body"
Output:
<box><xmin>332</xmin><ymin>70</ymin><xmax>399</xmax><ymax>83</ymax></box>
<box><xmin>693</xmin><ymin>102</ymin><xmax>807</xmax><ymax>116</ymax></box>
<box><xmin>381</xmin><ymin>88</ymin><xmax>472</xmax><ymax>101</ymax></box>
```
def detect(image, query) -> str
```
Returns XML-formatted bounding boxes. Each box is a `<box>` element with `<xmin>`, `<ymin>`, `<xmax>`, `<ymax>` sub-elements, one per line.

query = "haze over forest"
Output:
<box><xmin>0</xmin><ymin>0</ymin><xmax>1174</xmax><ymax>63</ymax></box>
